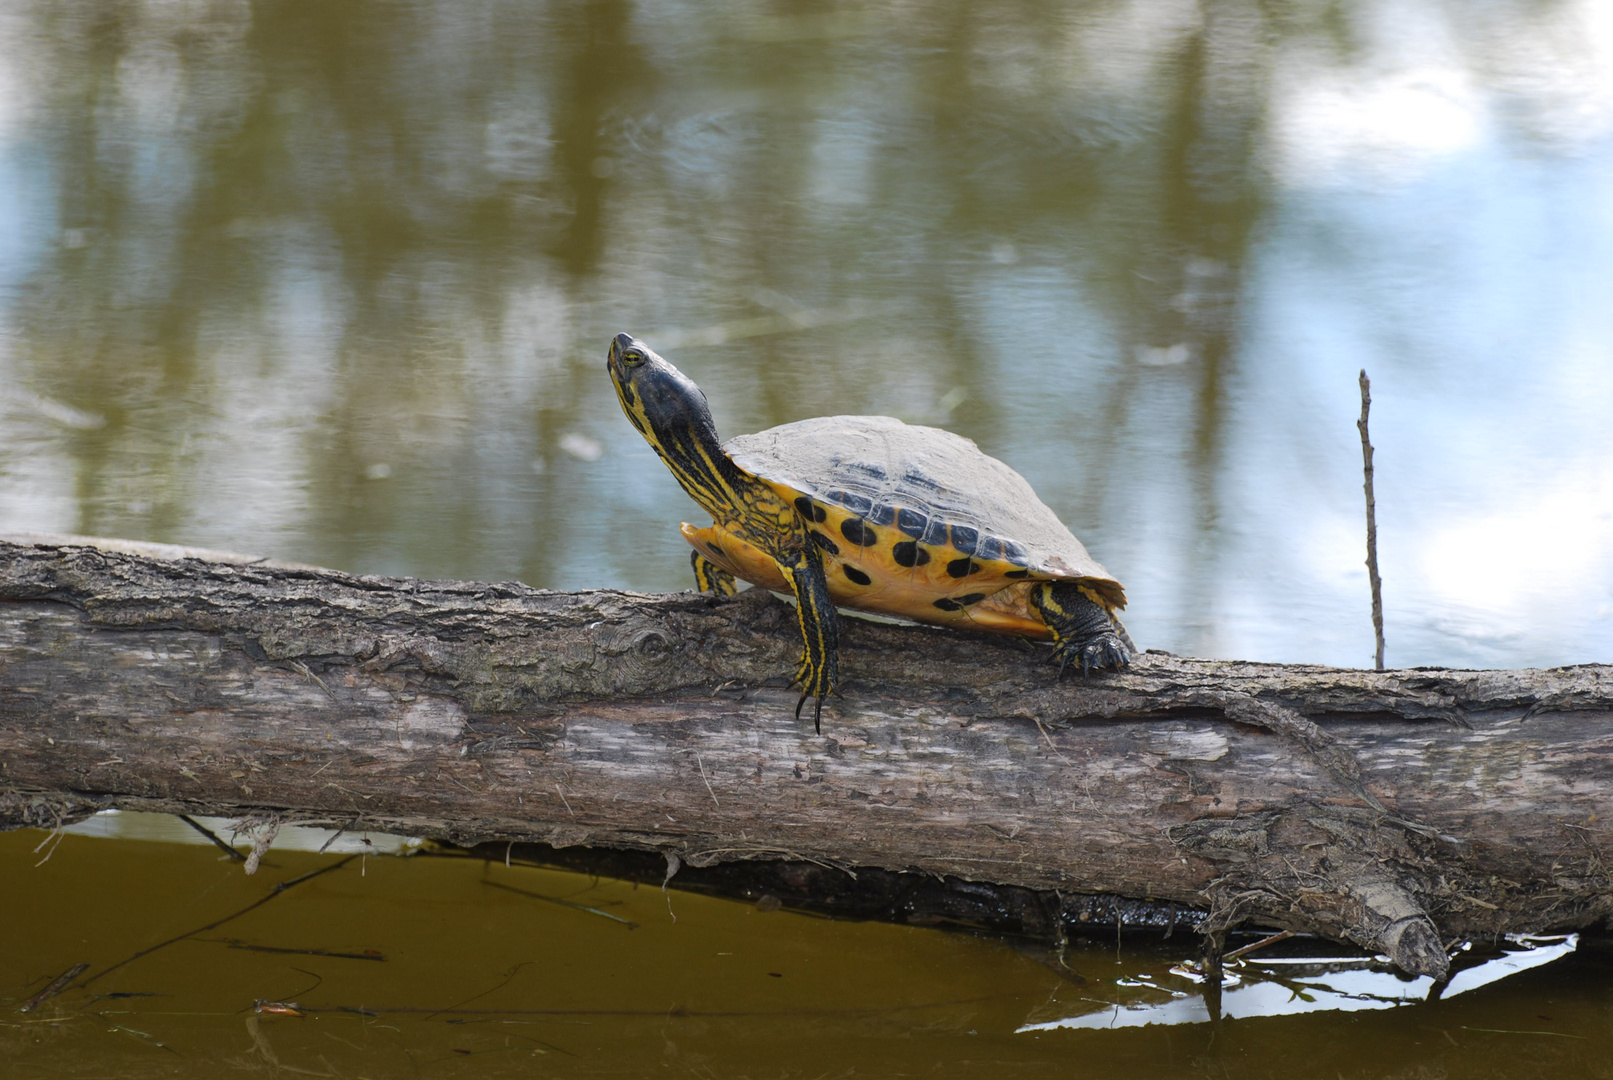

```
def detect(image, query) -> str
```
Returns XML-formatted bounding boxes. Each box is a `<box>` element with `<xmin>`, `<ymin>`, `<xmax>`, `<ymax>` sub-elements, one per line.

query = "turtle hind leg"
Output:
<box><xmin>1031</xmin><ymin>581</ymin><xmax>1130</xmax><ymax>676</ymax></box>
<box><xmin>776</xmin><ymin>545</ymin><xmax>840</xmax><ymax>733</ymax></box>
<box><xmin>690</xmin><ymin>551</ymin><xmax>738</xmax><ymax>596</ymax></box>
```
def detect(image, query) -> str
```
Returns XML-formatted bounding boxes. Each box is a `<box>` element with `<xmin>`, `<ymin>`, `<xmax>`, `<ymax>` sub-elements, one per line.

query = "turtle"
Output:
<box><xmin>607</xmin><ymin>332</ymin><xmax>1131</xmax><ymax>730</ymax></box>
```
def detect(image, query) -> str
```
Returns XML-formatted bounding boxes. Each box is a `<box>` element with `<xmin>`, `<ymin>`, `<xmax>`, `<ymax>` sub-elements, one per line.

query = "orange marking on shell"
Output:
<box><xmin>681</xmin><ymin>521</ymin><xmax>1055</xmax><ymax>639</ymax></box>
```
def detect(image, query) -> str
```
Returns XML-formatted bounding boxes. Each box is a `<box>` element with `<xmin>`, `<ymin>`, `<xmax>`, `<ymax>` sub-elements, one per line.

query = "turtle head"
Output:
<box><xmin>607</xmin><ymin>333</ymin><xmax>744</xmax><ymax>515</ymax></box>
<box><xmin>607</xmin><ymin>334</ymin><xmax>708</xmax><ymax>442</ymax></box>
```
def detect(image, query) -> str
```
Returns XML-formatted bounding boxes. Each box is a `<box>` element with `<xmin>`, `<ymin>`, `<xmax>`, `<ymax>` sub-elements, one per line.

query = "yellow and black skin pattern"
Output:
<box><xmin>1030</xmin><ymin>582</ymin><xmax>1130</xmax><ymax>676</ymax></box>
<box><xmin>689</xmin><ymin>550</ymin><xmax>737</xmax><ymax>596</ymax></box>
<box><xmin>608</xmin><ymin>332</ymin><xmax>841</xmax><ymax>730</ymax></box>
<box><xmin>608</xmin><ymin>332</ymin><xmax>1128</xmax><ymax>729</ymax></box>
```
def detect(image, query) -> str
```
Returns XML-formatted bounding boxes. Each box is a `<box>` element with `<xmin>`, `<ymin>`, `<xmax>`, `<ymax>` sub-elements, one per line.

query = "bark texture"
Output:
<box><xmin>3</xmin><ymin>537</ymin><xmax>1612</xmax><ymax>979</ymax></box>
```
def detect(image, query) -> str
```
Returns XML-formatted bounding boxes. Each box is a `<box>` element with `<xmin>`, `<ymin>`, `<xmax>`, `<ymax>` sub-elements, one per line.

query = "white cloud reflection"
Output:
<box><xmin>1018</xmin><ymin>936</ymin><xmax>1577</xmax><ymax>1031</ymax></box>
<box><xmin>0</xmin><ymin>2</ymin><xmax>1611</xmax><ymax>668</ymax></box>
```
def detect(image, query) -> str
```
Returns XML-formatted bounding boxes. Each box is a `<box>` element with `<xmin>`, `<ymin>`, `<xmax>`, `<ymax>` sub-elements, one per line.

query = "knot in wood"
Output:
<box><xmin>595</xmin><ymin>618</ymin><xmax>675</xmax><ymax>663</ymax></box>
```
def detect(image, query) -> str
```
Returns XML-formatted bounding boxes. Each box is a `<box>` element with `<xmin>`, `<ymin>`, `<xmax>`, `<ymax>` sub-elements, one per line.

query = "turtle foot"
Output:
<box><xmin>1051</xmin><ymin>632</ymin><xmax>1130</xmax><ymax>678</ymax></box>
<box><xmin>792</xmin><ymin>650</ymin><xmax>837</xmax><ymax>733</ymax></box>
<box><xmin>1034</xmin><ymin>581</ymin><xmax>1130</xmax><ymax>679</ymax></box>
<box><xmin>690</xmin><ymin>551</ymin><xmax>738</xmax><ymax>595</ymax></box>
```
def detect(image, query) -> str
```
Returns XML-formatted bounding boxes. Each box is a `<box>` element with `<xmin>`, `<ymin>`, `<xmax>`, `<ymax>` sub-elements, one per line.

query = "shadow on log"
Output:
<box><xmin>3</xmin><ymin>535</ymin><xmax>1612</xmax><ymax>980</ymax></box>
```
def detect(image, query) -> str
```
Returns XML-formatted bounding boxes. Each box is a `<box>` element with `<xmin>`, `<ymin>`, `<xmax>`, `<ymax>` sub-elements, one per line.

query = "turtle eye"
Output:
<box><xmin>622</xmin><ymin>349</ymin><xmax>645</xmax><ymax>366</ymax></box>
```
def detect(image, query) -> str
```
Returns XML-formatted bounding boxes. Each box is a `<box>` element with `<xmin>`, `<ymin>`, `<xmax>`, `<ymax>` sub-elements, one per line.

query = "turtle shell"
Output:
<box><xmin>687</xmin><ymin>415</ymin><xmax>1124</xmax><ymax>638</ymax></box>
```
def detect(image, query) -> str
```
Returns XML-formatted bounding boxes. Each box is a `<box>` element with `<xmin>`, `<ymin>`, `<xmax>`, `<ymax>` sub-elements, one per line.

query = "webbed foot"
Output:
<box><xmin>1050</xmin><ymin>631</ymin><xmax>1131</xmax><ymax>677</ymax></box>
<box><xmin>1032</xmin><ymin>581</ymin><xmax>1131</xmax><ymax>679</ymax></box>
<box><xmin>690</xmin><ymin>551</ymin><xmax>738</xmax><ymax>596</ymax></box>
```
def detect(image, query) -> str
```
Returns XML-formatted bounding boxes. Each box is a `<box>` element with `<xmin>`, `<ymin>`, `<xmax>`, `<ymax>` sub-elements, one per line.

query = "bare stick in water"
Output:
<box><xmin>1358</xmin><ymin>370</ymin><xmax>1385</xmax><ymax>671</ymax></box>
<box><xmin>17</xmin><ymin>962</ymin><xmax>89</xmax><ymax>1013</ymax></box>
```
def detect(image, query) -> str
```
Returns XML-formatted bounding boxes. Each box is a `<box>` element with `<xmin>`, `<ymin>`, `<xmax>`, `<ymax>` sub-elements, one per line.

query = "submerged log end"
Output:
<box><xmin>1379</xmin><ymin>914</ymin><xmax>1448</xmax><ymax>979</ymax></box>
<box><xmin>1347</xmin><ymin>876</ymin><xmax>1449</xmax><ymax>980</ymax></box>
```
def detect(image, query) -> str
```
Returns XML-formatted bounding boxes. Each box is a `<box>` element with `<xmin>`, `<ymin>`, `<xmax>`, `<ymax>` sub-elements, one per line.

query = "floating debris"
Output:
<box><xmin>17</xmin><ymin>962</ymin><xmax>89</xmax><ymax>1013</ymax></box>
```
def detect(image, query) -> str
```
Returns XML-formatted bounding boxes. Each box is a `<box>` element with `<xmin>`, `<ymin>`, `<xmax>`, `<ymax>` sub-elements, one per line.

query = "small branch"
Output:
<box><xmin>1224</xmin><ymin>929</ymin><xmax>1295</xmax><ymax>961</ymax></box>
<box><xmin>1358</xmin><ymin>369</ymin><xmax>1385</xmax><ymax>672</ymax></box>
<box><xmin>16</xmin><ymin>962</ymin><xmax>89</xmax><ymax>1013</ymax></box>
<box><xmin>83</xmin><ymin>856</ymin><xmax>358</xmax><ymax>987</ymax></box>
<box><xmin>178</xmin><ymin>814</ymin><xmax>247</xmax><ymax>861</ymax></box>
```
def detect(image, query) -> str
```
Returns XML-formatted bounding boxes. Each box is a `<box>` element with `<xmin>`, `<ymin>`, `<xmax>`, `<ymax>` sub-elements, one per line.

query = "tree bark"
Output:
<box><xmin>2</xmin><ymin>536</ymin><xmax>1611</xmax><ymax>979</ymax></box>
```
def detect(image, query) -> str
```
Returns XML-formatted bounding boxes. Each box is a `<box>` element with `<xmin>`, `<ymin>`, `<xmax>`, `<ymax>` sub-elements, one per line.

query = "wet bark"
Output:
<box><xmin>2</xmin><ymin>536</ymin><xmax>1612</xmax><ymax>979</ymax></box>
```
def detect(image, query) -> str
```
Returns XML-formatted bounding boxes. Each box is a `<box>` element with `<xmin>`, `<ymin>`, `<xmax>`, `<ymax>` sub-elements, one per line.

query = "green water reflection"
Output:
<box><xmin>3</xmin><ymin>2</ymin><xmax>1613</xmax><ymax>1070</ymax></box>
<box><xmin>5</xmin><ymin>827</ymin><xmax>1613</xmax><ymax>1078</ymax></box>
<box><xmin>2</xmin><ymin>0</ymin><xmax>1610</xmax><ymax>666</ymax></box>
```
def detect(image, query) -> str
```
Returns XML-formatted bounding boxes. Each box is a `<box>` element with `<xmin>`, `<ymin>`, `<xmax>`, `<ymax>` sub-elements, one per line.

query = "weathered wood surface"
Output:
<box><xmin>2</xmin><ymin>537</ymin><xmax>1612</xmax><ymax>978</ymax></box>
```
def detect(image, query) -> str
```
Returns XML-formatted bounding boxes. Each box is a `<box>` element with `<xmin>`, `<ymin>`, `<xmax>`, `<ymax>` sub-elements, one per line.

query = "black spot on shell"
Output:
<box><xmin>949</xmin><ymin>525</ymin><xmax>979</xmax><ymax>556</ymax></box>
<box><xmin>1004</xmin><ymin>568</ymin><xmax>1030</xmax><ymax>578</ymax></box>
<box><xmin>932</xmin><ymin>597</ymin><xmax>962</xmax><ymax>611</ymax></box>
<box><xmin>810</xmin><ymin>531</ymin><xmax>840</xmax><ymax>556</ymax></box>
<box><xmin>841</xmin><ymin>519</ymin><xmax>876</xmax><ymax>547</ymax></box>
<box><xmin>843</xmin><ymin>566</ymin><xmax>872</xmax><ymax>586</ymax></box>
<box><xmin>975</xmin><ymin>535</ymin><xmax>1002</xmax><ymax>561</ymax></box>
<box><xmin>892</xmin><ymin>541</ymin><xmax>930</xmax><ymax>568</ymax></box>
<box><xmin>953</xmin><ymin>592</ymin><xmax>987</xmax><ymax>605</ymax></box>
<box><xmin>947</xmin><ymin>557</ymin><xmax>978</xmax><ymax>578</ymax></box>
<box><xmin>825</xmin><ymin>489</ymin><xmax>873</xmax><ymax>516</ymax></box>
<box><xmin>707</xmin><ymin>543</ymin><xmax>724</xmax><ymax>557</ymax></box>
<box><xmin>896</xmin><ymin>508</ymin><xmax>928</xmax><ymax>539</ymax></box>
<box><xmin>793</xmin><ymin>496</ymin><xmax>827</xmax><ymax>523</ymax></box>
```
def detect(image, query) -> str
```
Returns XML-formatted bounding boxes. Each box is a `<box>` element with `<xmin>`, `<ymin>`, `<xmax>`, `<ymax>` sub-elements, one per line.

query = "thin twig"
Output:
<box><xmin>1224</xmin><ymin>928</ymin><xmax>1295</xmax><ymax>961</ymax></box>
<box><xmin>178</xmin><ymin>814</ymin><xmax>247</xmax><ymax>861</ymax></box>
<box><xmin>685</xmin><ymin>846</ymin><xmax>858</xmax><ymax>880</ymax></box>
<box><xmin>317</xmin><ymin>823</ymin><xmax>351</xmax><ymax>854</ymax></box>
<box><xmin>482</xmin><ymin>880</ymin><xmax>639</xmax><ymax>928</ymax></box>
<box><xmin>83</xmin><ymin>855</ymin><xmax>358</xmax><ymax>987</ymax></box>
<box><xmin>695</xmin><ymin>752</ymin><xmax>720</xmax><ymax>809</ymax></box>
<box><xmin>31</xmin><ymin>828</ymin><xmax>65</xmax><ymax>867</ymax></box>
<box><xmin>1358</xmin><ymin>369</ymin><xmax>1385</xmax><ymax>671</ymax></box>
<box><xmin>206</xmin><ymin>938</ymin><xmax>386</xmax><ymax>961</ymax></box>
<box><xmin>17</xmin><ymin>962</ymin><xmax>89</xmax><ymax>1013</ymax></box>
<box><xmin>1032</xmin><ymin>716</ymin><xmax>1073</xmax><ymax>766</ymax></box>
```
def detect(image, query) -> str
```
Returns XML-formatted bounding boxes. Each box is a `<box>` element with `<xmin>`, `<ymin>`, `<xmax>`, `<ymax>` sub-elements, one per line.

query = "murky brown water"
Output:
<box><xmin>2</xmin><ymin>1</ymin><xmax>1612</xmax><ymax>1071</ymax></box>
<box><xmin>5</xmin><ymin>825</ymin><xmax>1613</xmax><ymax>1078</ymax></box>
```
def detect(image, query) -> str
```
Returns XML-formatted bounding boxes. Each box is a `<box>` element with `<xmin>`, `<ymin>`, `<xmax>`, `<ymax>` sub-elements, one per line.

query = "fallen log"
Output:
<box><xmin>2</xmin><ymin>535</ymin><xmax>1611</xmax><ymax>980</ymax></box>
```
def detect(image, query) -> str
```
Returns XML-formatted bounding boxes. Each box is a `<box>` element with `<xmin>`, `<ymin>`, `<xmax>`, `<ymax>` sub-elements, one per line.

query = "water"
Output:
<box><xmin>1</xmin><ymin>1</ymin><xmax>1611</xmax><ymax>1070</ymax></box>
<box><xmin>2</xmin><ymin>0</ymin><xmax>1610</xmax><ymax>667</ymax></box>
<box><xmin>5</xmin><ymin>822</ymin><xmax>1612</xmax><ymax>1078</ymax></box>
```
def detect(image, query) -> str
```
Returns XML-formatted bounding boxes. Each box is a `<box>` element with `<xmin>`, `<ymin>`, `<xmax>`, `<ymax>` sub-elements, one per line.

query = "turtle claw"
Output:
<box><xmin>794</xmin><ymin>691</ymin><xmax>825</xmax><ymax>734</ymax></box>
<box><xmin>1050</xmin><ymin>633</ymin><xmax>1130</xmax><ymax>680</ymax></box>
<box><xmin>792</xmin><ymin>652</ymin><xmax>833</xmax><ymax>734</ymax></box>
<box><xmin>793</xmin><ymin>685</ymin><xmax>827</xmax><ymax>734</ymax></box>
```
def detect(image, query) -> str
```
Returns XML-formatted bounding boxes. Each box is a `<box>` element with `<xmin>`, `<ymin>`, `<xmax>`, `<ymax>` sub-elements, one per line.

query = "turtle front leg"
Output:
<box><xmin>775</xmin><ymin>544</ymin><xmax>840</xmax><ymax>733</ymax></box>
<box><xmin>1031</xmin><ymin>581</ymin><xmax>1130</xmax><ymax>676</ymax></box>
<box><xmin>690</xmin><ymin>551</ymin><xmax>738</xmax><ymax>595</ymax></box>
